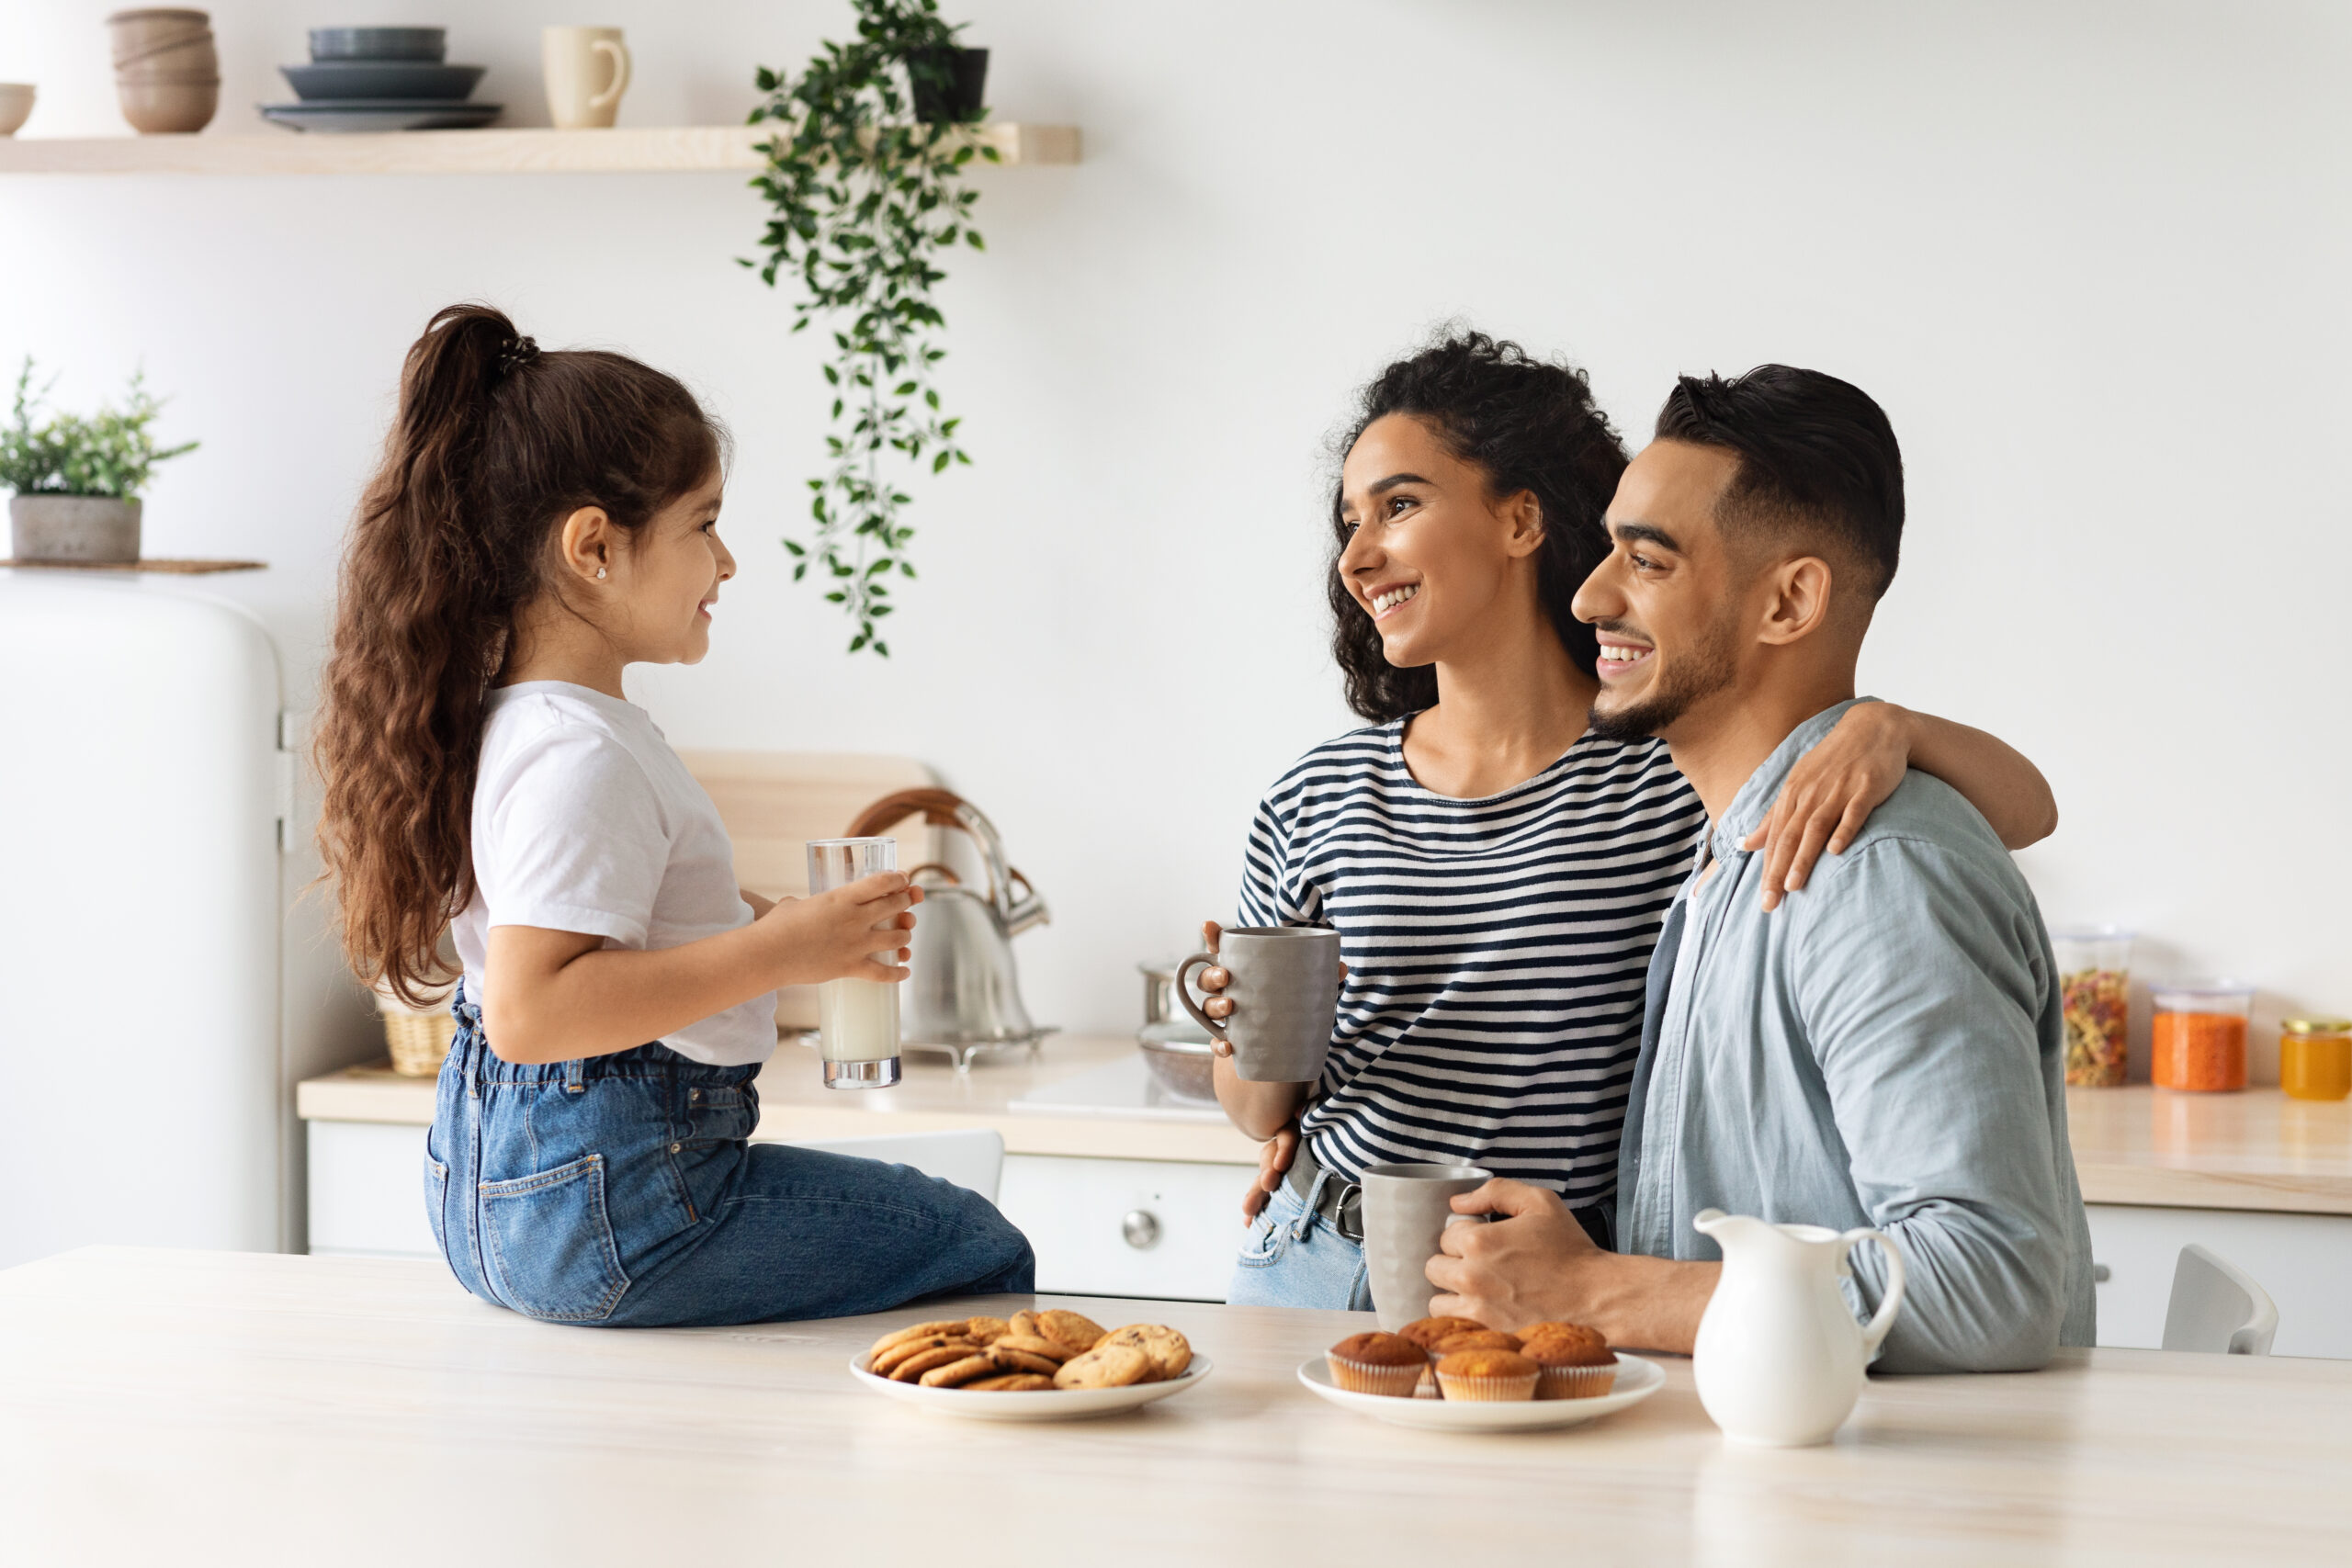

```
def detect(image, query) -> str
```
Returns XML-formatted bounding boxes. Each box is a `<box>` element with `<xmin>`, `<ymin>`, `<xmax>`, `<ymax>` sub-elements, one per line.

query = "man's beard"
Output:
<box><xmin>1586</xmin><ymin>617</ymin><xmax>1740</xmax><ymax>742</ymax></box>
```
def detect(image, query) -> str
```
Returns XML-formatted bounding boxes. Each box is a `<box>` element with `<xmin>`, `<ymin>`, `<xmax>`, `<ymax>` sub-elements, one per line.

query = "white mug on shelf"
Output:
<box><xmin>542</xmin><ymin>26</ymin><xmax>630</xmax><ymax>130</ymax></box>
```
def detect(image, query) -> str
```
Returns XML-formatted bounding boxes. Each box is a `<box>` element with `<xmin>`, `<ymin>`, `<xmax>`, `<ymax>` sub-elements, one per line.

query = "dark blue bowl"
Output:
<box><xmin>281</xmin><ymin>61</ymin><xmax>482</xmax><ymax>102</ymax></box>
<box><xmin>308</xmin><ymin>27</ymin><xmax>446</xmax><ymax>62</ymax></box>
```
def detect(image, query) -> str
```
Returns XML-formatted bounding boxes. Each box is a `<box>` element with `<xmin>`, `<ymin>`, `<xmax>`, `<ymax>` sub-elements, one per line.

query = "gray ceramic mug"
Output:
<box><xmin>1174</xmin><ymin>926</ymin><xmax>1340</xmax><ymax>1083</ymax></box>
<box><xmin>1361</xmin><ymin>1163</ymin><xmax>1492</xmax><ymax>1331</ymax></box>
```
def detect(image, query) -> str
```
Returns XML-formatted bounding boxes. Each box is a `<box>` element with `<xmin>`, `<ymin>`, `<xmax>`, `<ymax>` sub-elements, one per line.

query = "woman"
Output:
<box><xmin>1203</xmin><ymin>333</ymin><xmax>2055</xmax><ymax>1310</ymax></box>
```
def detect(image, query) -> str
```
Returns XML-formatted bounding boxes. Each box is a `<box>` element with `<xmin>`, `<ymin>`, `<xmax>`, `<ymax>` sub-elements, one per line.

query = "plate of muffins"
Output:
<box><xmin>852</xmin><ymin>1308</ymin><xmax>1212</xmax><ymax>1422</ymax></box>
<box><xmin>1298</xmin><ymin>1314</ymin><xmax>1664</xmax><ymax>1431</ymax></box>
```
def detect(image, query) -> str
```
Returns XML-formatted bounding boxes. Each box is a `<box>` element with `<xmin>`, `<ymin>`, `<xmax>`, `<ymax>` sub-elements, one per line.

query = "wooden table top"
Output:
<box><xmin>2</xmin><ymin>1247</ymin><xmax>2346</xmax><ymax>1565</ymax></box>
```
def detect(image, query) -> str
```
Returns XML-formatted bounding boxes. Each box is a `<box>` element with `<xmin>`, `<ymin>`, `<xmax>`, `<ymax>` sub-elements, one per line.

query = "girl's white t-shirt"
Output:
<box><xmin>451</xmin><ymin>681</ymin><xmax>777</xmax><ymax>1066</ymax></box>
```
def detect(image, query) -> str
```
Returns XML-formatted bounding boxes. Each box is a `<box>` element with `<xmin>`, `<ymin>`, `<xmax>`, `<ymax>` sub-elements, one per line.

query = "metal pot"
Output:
<box><xmin>1137</xmin><ymin>960</ymin><xmax>1216</xmax><ymax>1100</ymax></box>
<box><xmin>844</xmin><ymin>788</ymin><xmax>1051</xmax><ymax>1069</ymax></box>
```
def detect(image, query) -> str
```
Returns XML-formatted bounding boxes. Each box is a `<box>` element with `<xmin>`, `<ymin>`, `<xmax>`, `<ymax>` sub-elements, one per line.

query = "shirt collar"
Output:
<box><xmin>1702</xmin><ymin>696</ymin><xmax>1879</xmax><ymax>865</ymax></box>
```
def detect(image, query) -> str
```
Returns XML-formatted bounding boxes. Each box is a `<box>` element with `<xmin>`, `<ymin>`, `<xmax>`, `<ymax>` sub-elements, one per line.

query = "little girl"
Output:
<box><xmin>312</xmin><ymin>303</ymin><xmax>1034</xmax><ymax>1325</ymax></box>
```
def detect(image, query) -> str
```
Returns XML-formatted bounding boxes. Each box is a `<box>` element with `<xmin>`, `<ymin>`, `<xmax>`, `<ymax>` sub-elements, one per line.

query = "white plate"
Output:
<box><xmin>1295</xmin><ymin>1352</ymin><xmax>1664</xmax><ymax>1431</ymax></box>
<box><xmin>851</xmin><ymin>1353</ymin><xmax>1214</xmax><ymax>1422</ymax></box>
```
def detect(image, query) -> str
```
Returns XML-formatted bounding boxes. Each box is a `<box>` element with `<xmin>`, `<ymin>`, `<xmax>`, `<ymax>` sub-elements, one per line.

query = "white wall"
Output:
<box><xmin>4</xmin><ymin>1</ymin><xmax>2346</xmax><ymax>1076</ymax></box>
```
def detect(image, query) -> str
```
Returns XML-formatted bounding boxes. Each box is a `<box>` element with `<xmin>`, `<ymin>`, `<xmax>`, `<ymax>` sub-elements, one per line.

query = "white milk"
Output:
<box><xmin>816</xmin><ymin>974</ymin><xmax>899</xmax><ymax>1062</ymax></box>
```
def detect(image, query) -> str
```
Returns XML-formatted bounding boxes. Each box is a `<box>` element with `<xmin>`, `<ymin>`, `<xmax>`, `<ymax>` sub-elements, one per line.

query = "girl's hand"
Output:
<box><xmin>1242</xmin><ymin>1123</ymin><xmax>1299</xmax><ymax>1223</ymax></box>
<box><xmin>1742</xmin><ymin>701</ymin><xmax>1912</xmax><ymax>912</ymax></box>
<box><xmin>755</xmin><ymin>871</ymin><xmax>923</xmax><ymax>988</ymax></box>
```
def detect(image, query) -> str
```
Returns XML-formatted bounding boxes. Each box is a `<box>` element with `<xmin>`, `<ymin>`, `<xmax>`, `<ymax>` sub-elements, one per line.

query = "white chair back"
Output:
<box><xmin>789</xmin><ymin>1128</ymin><xmax>1005</xmax><ymax>1205</ymax></box>
<box><xmin>2160</xmin><ymin>1244</ymin><xmax>2278</xmax><ymax>1355</ymax></box>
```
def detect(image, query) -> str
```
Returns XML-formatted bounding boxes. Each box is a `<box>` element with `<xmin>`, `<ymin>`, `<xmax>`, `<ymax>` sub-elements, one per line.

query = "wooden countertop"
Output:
<box><xmin>2</xmin><ymin>1247</ymin><xmax>2346</xmax><ymax>1564</ymax></box>
<box><xmin>300</xmin><ymin>1032</ymin><xmax>1263</xmax><ymax>1166</ymax></box>
<box><xmin>2066</xmin><ymin>1086</ymin><xmax>2352</xmax><ymax>1215</ymax></box>
<box><xmin>301</xmin><ymin>1038</ymin><xmax>2352</xmax><ymax>1213</ymax></box>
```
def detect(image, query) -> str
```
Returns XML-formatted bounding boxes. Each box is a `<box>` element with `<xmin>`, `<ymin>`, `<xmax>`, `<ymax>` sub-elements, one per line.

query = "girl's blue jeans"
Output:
<box><xmin>1225</xmin><ymin>1168</ymin><xmax>1374</xmax><ymax>1311</ymax></box>
<box><xmin>425</xmin><ymin>985</ymin><xmax>1035</xmax><ymax>1326</ymax></box>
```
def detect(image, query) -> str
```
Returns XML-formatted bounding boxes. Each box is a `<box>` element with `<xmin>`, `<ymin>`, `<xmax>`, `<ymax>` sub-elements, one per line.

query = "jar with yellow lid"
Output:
<box><xmin>2280</xmin><ymin>1019</ymin><xmax>2352</xmax><ymax>1102</ymax></box>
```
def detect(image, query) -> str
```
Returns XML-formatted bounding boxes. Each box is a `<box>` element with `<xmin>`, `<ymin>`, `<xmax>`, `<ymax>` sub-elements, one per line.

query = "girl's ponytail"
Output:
<box><xmin>313</xmin><ymin>304</ymin><xmax>720</xmax><ymax>1004</ymax></box>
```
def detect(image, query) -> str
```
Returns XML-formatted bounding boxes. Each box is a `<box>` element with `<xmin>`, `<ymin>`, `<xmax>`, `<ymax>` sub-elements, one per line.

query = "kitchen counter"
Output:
<box><xmin>301</xmin><ymin>1045</ymin><xmax>2352</xmax><ymax>1213</ymax></box>
<box><xmin>300</xmin><ymin>1032</ymin><xmax>1262</xmax><ymax>1165</ymax></box>
<box><xmin>2</xmin><ymin>1247</ymin><xmax>2346</xmax><ymax>1564</ymax></box>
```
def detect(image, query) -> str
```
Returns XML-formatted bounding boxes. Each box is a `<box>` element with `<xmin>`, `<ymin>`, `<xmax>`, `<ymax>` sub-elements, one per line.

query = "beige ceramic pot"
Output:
<box><xmin>9</xmin><ymin>495</ymin><xmax>142</xmax><ymax>563</ymax></box>
<box><xmin>108</xmin><ymin>8</ymin><xmax>217</xmax><ymax>133</ymax></box>
<box><xmin>0</xmin><ymin>85</ymin><xmax>34</xmax><ymax>137</ymax></box>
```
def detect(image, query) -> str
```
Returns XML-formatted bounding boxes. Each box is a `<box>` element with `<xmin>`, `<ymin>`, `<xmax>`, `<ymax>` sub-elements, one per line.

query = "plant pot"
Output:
<box><xmin>908</xmin><ymin>46</ymin><xmax>988</xmax><ymax>124</ymax></box>
<box><xmin>9</xmin><ymin>495</ymin><xmax>142</xmax><ymax>563</ymax></box>
<box><xmin>116</xmin><ymin>73</ymin><xmax>218</xmax><ymax>134</ymax></box>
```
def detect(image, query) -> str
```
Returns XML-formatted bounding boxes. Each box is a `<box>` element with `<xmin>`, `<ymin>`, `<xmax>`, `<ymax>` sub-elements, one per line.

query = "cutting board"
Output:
<box><xmin>676</xmin><ymin>750</ymin><xmax>941</xmax><ymax>1032</ymax></box>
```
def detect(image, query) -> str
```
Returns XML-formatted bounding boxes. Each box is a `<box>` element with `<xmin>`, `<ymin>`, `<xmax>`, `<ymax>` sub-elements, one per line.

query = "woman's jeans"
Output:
<box><xmin>425</xmin><ymin>986</ymin><xmax>1035</xmax><ymax>1327</ymax></box>
<box><xmin>1226</xmin><ymin>1171</ymin><xmax>1374</xmax><ymax>1311</ymax></box>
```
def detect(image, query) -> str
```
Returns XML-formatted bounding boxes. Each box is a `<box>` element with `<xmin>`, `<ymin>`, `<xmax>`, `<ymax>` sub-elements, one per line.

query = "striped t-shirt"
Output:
<box><xmin>1238</xmin><ymin>719</ymin><xmax>1705</xmax><ymax>1208</ymax></box>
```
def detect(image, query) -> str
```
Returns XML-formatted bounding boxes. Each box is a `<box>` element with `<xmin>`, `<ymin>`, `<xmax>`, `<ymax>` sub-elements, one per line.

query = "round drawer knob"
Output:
<box><xmin>1121</xmin><ymin>1209</ymin><xmax>1161</xmax><ymax>1250</ymax></box>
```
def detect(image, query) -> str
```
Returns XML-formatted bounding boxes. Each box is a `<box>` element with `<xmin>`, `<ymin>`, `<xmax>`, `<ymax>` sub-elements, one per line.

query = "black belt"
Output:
<box><xmin>1283</xmin><ymin>1140</ymin><xmax>1364</xmax><ymax>1242</ymax></box>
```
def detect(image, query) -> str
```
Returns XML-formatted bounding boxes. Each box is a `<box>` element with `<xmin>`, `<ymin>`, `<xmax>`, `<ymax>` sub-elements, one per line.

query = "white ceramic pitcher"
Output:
<box><xmin>1690</xmin><ymin>1208</ymin><xmax>1907</xmax><ymax>1447</ymax></box>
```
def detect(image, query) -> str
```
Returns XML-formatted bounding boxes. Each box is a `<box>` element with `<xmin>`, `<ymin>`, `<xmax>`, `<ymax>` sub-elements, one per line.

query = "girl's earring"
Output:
<box><xmin>595</xmin><ymin>567</ymin><xmax>607</xmax><ymax>580</ymax></box>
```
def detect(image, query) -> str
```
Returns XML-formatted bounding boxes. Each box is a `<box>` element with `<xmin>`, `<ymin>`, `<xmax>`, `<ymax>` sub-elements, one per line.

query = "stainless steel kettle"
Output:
<box><xmin>843</xmin><ymin>788</ymin><xmax>1051</xmax><ymax>1067</ymax></box>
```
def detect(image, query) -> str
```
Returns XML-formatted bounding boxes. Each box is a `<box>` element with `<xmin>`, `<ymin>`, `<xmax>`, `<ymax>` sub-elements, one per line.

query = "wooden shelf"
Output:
<box><xmin>0</xmin><ymin>558</ymin><xmax>264</xmax><ymax>574</ymax></box>
<box><xmin>0</xmin><ymin>122</ymin><xmax>1078</xmax><ymax>175</ymax></box>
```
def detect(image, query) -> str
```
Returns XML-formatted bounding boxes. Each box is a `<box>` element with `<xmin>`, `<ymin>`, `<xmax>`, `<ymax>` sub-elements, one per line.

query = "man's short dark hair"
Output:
<box><xmin>1654</xmin><ymin>366</ymin><xmax>1904</xmax><ymax>600</ymax></box>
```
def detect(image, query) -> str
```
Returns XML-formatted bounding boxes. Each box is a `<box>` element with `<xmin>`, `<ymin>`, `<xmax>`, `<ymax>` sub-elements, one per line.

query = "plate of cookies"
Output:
<box><xmin>852</xmin><ymin>1308</ymin><xmax>1212</xmax><ymax>1422</ymax></box>
<box><xmin>1296</xmin><ymin>1315</ymin><xmax>1664</xmax><ymax>1432</ymax></box>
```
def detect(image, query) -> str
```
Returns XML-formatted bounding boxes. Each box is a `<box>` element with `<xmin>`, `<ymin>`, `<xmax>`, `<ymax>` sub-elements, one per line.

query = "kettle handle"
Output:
<box><xmin>845</xmin><ymin>788</ymin><xmax>967</xmax><ymax>836</ymax></box>
<box><xmin>1840</xmin><ymin>1226</ymin><xmax>1908</xmax><ymax>1356</ymax></box>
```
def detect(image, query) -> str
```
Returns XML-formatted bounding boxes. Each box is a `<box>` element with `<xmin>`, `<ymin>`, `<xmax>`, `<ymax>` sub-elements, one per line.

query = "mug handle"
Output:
<box><xmin>1840</xmin><ymin>1226</ymin><xmax>1908</xmax><ymax>1355</ymax></box>
<box><xmin>1173</xmin><ymin>952</ymin><xmax>1227</xmax><ymax>1044</ymax></box>
<box><xmin>589</xmin><ymin>39</ymin><xmax>632</xmax><ymax>110</ymax></box>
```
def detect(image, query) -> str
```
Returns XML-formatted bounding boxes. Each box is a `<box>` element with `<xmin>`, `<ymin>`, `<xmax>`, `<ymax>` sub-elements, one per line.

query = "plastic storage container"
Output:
<box><xmin>2051</xmin><ymin>926</ymin><xmax>2132</xmax><ymax>1087</ymax></box>
<box><xmin>2150</xmin><ymin>982</ymin><xmax>2254</xmax><ymax>1092</ymax></box>
<box><xmin>2279</xmin><ymin>1019</ymin><xmax>2352</xmax><ymax>1102</ymax></box>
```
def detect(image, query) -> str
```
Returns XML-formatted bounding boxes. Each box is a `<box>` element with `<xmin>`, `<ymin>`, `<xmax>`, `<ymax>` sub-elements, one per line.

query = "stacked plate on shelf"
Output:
<box><xmin>262</xmin><ymin>27</ymin><xmax>500</xmax><ymax>133</ymax></box>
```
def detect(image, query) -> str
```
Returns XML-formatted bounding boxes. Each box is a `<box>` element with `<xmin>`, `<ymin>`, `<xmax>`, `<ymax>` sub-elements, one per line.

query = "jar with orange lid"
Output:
<box><xmin>2280</xmin><ymin>1019</ymin><xmax>2352</xmax><ymax>1102</ymax></box>
<box><xmin>2150</xmin><ymin>983</ymin><xmax>2253</xmax><ymax>1092</ymax></box>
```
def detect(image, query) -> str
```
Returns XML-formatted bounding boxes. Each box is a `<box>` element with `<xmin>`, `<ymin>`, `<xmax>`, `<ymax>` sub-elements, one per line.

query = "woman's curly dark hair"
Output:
<box><xmin>1327</xmin><ymin>332</ymin><xmax>1629</xmax><ymax>723</ymax></box>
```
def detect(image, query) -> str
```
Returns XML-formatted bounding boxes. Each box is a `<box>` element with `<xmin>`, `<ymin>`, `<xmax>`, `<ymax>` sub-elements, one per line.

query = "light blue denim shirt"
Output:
<box><xmin>1618</xmin><ymin>699</ymin><xmax>2095</xmax><ymax>1373</ymax></box>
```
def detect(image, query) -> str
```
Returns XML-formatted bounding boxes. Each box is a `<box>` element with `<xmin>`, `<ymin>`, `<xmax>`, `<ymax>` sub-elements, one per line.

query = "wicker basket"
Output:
<box><xmin>381</xmin><ymin>1008</ymin><xmax>456</xmax><ymax>1077</ymax></box>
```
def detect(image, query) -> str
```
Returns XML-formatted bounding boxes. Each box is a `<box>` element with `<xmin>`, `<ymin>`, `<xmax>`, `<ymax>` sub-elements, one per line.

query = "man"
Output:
<box><xmin>1426</xmin><ymin>365</ymin><xmax>2093</xmax><ymax>1373</ymax></box>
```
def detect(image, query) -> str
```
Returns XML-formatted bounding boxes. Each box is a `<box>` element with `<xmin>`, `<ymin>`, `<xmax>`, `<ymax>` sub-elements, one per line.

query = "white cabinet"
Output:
<box><xmin>2086</xmin><ymin>1204</ymin><xmax>2352</xmax><ymax>1359</ymax></box>
<box><xmin>308</xmin><ymin>1121</ymin><xmax>436</xmax><ymax>1259</ymax></box>
<box><xmin>997</xmin><ymin>1156</ymin><xmax>1253</xmax><ymax>1302</ymax></box>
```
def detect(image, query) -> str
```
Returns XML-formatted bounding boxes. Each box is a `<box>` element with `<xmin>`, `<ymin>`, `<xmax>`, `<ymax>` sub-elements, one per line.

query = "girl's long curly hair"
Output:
<box><xmin>1327</xmin><ymin>332</ymin><xmax>1630</xmax><ymax>723</ymax></box>
<box><xmin>312</xmin><ymin>303</ymin><xmax>722</xmax><ymax>1004</ymax></box>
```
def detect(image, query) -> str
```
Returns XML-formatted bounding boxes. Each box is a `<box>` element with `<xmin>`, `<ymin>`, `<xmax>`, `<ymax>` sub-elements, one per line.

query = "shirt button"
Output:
<box><xmin>670</xmin><ymin>1143</ymin><xmax>682</xmax><ymax>1155</ymax></box>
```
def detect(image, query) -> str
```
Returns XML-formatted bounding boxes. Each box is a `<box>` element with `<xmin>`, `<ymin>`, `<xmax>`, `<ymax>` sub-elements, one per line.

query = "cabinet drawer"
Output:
<box><xmin>2086</xmin><ymin>1204</ymin><xmax>2352</xmax><ymax>1359</ymax></box>
<box><xmin>997</xmin><ymin>1156</ymin><xmax>1253</xmax><ymax>1302</ymax></box>
<box><xmin>307</xmin><ymin>1121</ymin><xmax>437</xmax><ymax>1259</ymax></box>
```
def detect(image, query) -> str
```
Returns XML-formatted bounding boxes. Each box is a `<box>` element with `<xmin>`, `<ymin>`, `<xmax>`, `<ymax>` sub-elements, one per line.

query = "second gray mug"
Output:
<box><xmin>1362</xmin><ymin>1162</ymin><xmax>1492</xmax><ymax>1331</ymax></box>
<box><xmin>1174</xmin><ymin>926</ymin><xmax>1340</xmax><ymax>1083</ymax></box>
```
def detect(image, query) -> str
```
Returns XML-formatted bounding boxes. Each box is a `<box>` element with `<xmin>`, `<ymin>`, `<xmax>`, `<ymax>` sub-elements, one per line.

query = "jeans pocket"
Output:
<box><xmin>1235</xmin><ymin>1208</ymin><xmax>1295</xmax><ymax>1271</ymax></box>
<box><xmin>423</xmin><ymin>1153</ymin><xmax>448</xmax><ymax>1256</ymax></box>
<box><xmin>479</xmin><ymin>1152</ymin><xmax>630</xmax><ymax>1322</ymax></box>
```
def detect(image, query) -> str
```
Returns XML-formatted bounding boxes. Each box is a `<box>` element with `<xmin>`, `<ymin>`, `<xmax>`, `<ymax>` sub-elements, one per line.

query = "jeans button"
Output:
<box><xmin>670</xmin><ymin>1143</ymin><xmax>682</xmax><ymax>1155</ymax></box>
<box><xmin>689</xmin><ymin>1089</ymin><xmax>701</xmax><ymax>1102</ymax></box>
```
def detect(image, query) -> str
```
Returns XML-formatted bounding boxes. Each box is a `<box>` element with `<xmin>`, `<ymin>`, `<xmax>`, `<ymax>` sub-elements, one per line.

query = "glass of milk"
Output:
<box><xmin>805</xmin><ymin>836</ymin><xmax>905</xmax><ymax>1089</ymax></box>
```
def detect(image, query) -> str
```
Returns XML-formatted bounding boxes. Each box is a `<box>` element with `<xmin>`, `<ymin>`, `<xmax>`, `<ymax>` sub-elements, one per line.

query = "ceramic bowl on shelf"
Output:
<box><xmin>280</xmin><ymin>61</ymin><xmax>483</xmax><ymax>101</ymax></box>
<box><xmin>0</xmin><ymin>84</ymin><xmax>33</xmax><ymax>137</ymax></box>
<box><xmin>309</xmin><ymin>27</ymin><xmax>445</xmax><ymax>62</ymax></box>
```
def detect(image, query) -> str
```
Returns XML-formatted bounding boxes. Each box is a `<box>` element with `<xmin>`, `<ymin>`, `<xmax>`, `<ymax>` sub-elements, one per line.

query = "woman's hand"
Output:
<box><xmin>753</xmin><ymin>871</ymin><xmax>923</xmax><ymax>989</ymax></box>
<box><xmin>1743</xmin><ymin>701</ymin><xmax>2060</xmax><ymax>910</ymax></box>
<box><xmin>1195</xmin><ymin>919</ymin><xmax>1347</xmax><ymax>1055</ymax></box>
<box><xmin>1242</xmin><ymin>1122</ymin><xmax>1299</xmax><ymax>1223</ymax></box>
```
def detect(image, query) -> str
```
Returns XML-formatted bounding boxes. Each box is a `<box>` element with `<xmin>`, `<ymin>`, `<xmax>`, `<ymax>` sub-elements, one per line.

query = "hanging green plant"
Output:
<box><xmin>745</xmin><ymin>0</ymin><xmax>992</xmax><ymax>657</ymax></box>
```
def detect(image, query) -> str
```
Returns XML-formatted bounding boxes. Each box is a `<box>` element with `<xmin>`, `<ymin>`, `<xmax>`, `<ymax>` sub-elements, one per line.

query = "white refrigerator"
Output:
<box><xmin>0</xmin><ymin>569</ymin><xmax>365</xmax><ymax>1268</ymax></box>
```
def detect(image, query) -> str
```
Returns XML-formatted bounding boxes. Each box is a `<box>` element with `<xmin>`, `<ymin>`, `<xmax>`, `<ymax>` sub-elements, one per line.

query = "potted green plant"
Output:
<box><xmin>2</xmin><ymin>359</ymin><xmax>198</xmax><ymax>563</ymax></box>
<box><xmin>745</xmin><ymin>0</ymin><xmax>992</xmax><ymax>657</ymax></box>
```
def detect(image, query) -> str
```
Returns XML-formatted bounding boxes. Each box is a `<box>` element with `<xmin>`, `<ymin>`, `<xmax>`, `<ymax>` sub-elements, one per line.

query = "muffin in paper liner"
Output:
<box><xmin>1535</xmin><ymin>1360</ymin><xmax>1619</xmax><ymax>1400</ymax></box>
<box><xmin>1433</xmin><ymin>1348</ymin><xmax>1540</xmax><ymax>1402</ymax></box>
<box><xmin>1328</xmin><ymin>1351</ymin><xmax>1428</xmax><ymax>1398</ymax></box>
